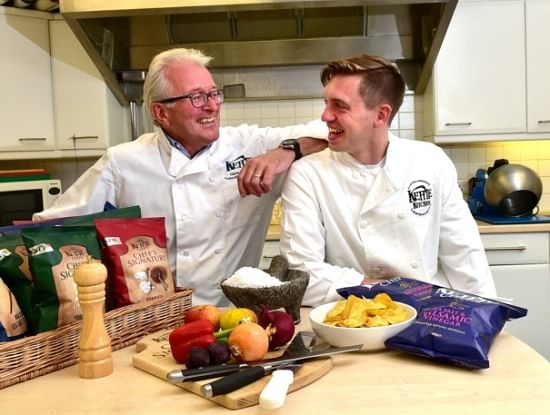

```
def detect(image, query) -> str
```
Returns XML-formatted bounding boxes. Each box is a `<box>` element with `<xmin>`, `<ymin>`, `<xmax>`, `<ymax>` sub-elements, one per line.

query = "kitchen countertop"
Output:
<box><xmin>2</xmin><ymin>308</ymin><xmax>550</xmax><ymax>415</ymax></box>
<box><xmin>476</xmin><ymin>219</ymin><xmax>550</xmax><ymax>234</ymax></box>
<box><xmin>266</xmin><ymin>220</ymin><xmax>550</xmax><ymax>241</ymax></box>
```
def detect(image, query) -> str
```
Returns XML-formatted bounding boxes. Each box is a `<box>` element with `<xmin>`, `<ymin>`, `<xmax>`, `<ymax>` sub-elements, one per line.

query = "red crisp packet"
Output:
<box><xmin>95</xmin><ymin>217</ymin><xmax>175</xmax><ymax>309</ymax></box>
<box><xmin>337</xmin><ymin>277</ymin><xmax>527</xmax><ymax>369</ymax></box>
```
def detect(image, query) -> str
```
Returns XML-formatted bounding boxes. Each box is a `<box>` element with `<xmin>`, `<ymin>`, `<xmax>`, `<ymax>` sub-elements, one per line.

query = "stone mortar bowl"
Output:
<box><xmin>220</xmin><ymin>255</ymin><xmax>309</xmax><ymax>324</ymax></box>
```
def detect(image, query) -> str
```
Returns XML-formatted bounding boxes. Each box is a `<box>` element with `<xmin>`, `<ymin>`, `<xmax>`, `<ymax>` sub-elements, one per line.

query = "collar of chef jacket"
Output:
<box><xmin>358</xmin><ymin>133</ymin><xmax>402</xmax><ymax>212</ymax></box>
<box><xmin>156</xmin><ymin>129</ymin><xmax>219</xmax><ymax>179</ymax></box>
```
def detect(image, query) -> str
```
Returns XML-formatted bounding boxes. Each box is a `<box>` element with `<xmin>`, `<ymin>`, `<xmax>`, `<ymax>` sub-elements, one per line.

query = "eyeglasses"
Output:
<box><xmin>156</xmin><ymin>89</ymin><xmax>224</xmax><ymax>107</ymax></box>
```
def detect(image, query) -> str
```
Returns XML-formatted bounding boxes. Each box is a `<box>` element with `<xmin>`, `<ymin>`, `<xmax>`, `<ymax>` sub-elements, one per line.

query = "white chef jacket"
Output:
<box><xmin>280</xmin><ymin>133</ymin><xmax>497</xmax><ymax>306</ymax></box>
<box><xmin>34</xmin><ymin>122</ymin><xmax>327</xmax><ymax>306</ymax></box>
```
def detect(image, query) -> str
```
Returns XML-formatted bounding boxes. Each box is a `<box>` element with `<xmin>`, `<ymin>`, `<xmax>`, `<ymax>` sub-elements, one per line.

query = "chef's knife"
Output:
<box><xmin>167</xmin><ymin>362</ymin><xmax>248</xmax><ymax>383</ymax></box>
<box><xmin>198</xmin><ymin>332</ymin><xmax>315</xmax><ymax>396</ymax></box>
<box><xmin>200</xmin><ymin>360</ymin><xmax>298</xmax><ymax>398</ymax></box>
<box><xmin>199</xmin><ymin>344</ymin><xmax>362</xmax><ymax>397</ymax></box>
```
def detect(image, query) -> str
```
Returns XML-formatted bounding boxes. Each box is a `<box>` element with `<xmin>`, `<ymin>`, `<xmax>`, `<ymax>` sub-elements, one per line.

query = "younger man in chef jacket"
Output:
<box><xmin>34</xmin><ymin>47</ymin><xmax>328</xmax><ymax>306</ymax></box>
<box><xmin>280</xmin><ymin>54</ymin><xmax>497</xmax><ymax>307</ymax></box>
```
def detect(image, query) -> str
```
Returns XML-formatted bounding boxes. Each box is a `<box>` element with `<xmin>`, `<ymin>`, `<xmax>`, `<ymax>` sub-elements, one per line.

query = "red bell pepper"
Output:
<box><xmin>169</xmin><ymin>320</ymin><xmax>216</xmax><ymax>364</ymax></box>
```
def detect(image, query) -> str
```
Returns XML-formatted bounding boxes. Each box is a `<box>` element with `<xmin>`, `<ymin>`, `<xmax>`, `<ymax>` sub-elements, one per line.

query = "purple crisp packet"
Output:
<box><xmin>337</xmin><ymin>277</ymin><xmax>527</xmax><ymax>369</ymax></box>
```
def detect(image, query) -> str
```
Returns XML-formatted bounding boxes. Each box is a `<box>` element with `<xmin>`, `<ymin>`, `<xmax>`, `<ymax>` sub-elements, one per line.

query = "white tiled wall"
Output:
<box><xmin>220</xmin><ymin>99</ymin><xmax>325</xmax><ymax>127</ymax></box>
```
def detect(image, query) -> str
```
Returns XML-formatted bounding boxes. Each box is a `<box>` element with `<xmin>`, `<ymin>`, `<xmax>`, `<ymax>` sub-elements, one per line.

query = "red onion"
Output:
<box><xmin>259</xmin><ymin>305</ymin><xmax>295</xmax><ymax>350</ymax></box>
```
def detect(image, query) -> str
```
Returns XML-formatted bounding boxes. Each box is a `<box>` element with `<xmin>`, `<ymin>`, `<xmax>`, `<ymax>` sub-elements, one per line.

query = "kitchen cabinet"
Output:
<box><xmin>525</xmin><ymin>0</ymin><xmax>550</xmax><ymax>133</ymax></box>
<box><xmin>49</xmin><ymin>19</ymin><xmax>130</xmax><ymax>152</ymax></box>
<box><xmin>423</xmin><ymin>0</ymin><xmax>526</xmax><ymax>143</ymax></box>
<box><xmin>423</xmin><ymin>0</ymin><xmax>550</xmax><ymax>143</ymax></box>
<box><xmin>0</xmin><ymin>7</ymin><xmax>55</xmax><ymax>152</ymax></box>
<box><xmin>482</xmin><ymin>232</ymin><xmax>550</xmax><ymax>360</ymax></box>
<box><xmin>0</xmin><ymin>7</ymin><xmax>130</xmax><ymax>160</ymax></box>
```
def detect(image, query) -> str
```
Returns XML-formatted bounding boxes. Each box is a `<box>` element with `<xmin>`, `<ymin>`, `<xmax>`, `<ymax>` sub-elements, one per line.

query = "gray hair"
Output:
<box><xmin>143</xmin><ymin>48</ymin><xmax>213</xmax><ymax>123</ymax></box>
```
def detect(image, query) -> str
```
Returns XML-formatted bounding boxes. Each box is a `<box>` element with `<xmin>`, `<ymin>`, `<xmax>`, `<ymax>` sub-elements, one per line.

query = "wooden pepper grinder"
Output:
<box><xmin>74</xmin><ymin>257</ymin><xmax>113</xmax><ymax>379</ymax></box>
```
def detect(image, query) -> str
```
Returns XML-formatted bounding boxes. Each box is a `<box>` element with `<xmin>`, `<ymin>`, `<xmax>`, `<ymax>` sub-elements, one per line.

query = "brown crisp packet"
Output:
<box><xmin>0</xmin><ymin>277</ymin><xmax>28</xmax><ymax>341</ymax></box>
<box><xmin>94</xmin><ymin>217</ymin><xmax>175</xmax><ymax>309</ymax></box>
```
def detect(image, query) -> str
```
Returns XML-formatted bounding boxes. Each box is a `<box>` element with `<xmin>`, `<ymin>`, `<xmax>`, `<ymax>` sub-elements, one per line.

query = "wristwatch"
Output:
<box><xmin>278</xmin><ymin>139</ymin><xmax>302</xmax><ymax>161</ymax></box>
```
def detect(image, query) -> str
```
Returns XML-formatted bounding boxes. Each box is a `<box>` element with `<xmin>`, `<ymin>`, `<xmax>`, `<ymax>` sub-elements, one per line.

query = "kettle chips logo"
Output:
<box><xmin>0</xmin><ymin>248</ymin><xmax>12</xmax><ymax>260</ymax></box>
<box><xmin>408</xmin><ymin>180</ymin><xmax>433</xmax><ymax>215</ymax></box>
<box><xmin>28</xmin><ymin>243</ymin><xmax>54</xmax><ymax>256</ymax></box>
<box><xmin>131</xmin><ymin>238</ymin><xmax>152</xmax><ymax>250</ymax></box>
<box><xmin>225</xmin><ymin>155</ymin><xmax>251</xmax><ymax>180</ymax></box>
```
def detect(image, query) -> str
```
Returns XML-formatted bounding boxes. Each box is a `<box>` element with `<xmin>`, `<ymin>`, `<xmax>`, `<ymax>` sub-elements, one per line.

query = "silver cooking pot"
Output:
<box><xmin>484</xmin><ymin>164</ymin><xmax>542</xmax><ymax>217</ymax></box>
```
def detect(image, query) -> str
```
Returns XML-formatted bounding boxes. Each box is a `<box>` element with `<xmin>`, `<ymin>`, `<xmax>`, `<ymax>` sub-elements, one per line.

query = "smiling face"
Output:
<box><xmin>321</xmin><ymin>74</ymin><xmax>391</xmax><ymax>163</ymax></box>
<box><xmin>151</xmin><ymin>61</ymin><xmax>221</xmax><ymax>157</ymax></box>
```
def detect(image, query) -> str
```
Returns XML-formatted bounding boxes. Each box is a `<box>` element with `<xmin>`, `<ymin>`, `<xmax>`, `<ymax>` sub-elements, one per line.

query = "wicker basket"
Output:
<box><xmin>0</xmin><ymin>288</ymin><xmax>193</xmax><ymax>389</ymax></box>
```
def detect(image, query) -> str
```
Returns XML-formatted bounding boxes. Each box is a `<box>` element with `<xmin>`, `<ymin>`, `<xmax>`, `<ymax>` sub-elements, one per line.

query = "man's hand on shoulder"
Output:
<box><xmin>238</xmin><ymin>148</ymin><xmax>294</xmax><ymax>197</ymax></box>
<box><xmin>237</xmin><ymin>137</ymin><xmax>327</xmax><ymax>197</ymax></box>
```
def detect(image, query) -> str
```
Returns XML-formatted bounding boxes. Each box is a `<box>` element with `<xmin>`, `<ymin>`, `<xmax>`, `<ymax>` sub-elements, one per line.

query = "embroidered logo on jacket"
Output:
<box><xmin>225</xmin><ymin>155</ymin><xmax>250</xmax><ymax>180</ymax></box>
<box><xmin>408</xmin><ymin>180</ymin><xmax>432</xmax><ymax>215</ymax></box>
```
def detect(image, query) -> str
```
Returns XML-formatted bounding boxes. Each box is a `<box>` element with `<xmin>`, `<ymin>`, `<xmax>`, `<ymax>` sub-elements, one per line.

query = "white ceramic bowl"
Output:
<box><xmin>309</xmin><ymin>300</ymin><xmax>417</xmax><ymax>351</ymax></box>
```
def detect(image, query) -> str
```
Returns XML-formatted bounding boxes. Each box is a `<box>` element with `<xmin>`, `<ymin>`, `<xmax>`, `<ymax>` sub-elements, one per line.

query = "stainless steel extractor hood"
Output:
<box><xmin>59</xmin><ymin>0</ymin><xmax>457</xmax><ymax>105</ymax></box>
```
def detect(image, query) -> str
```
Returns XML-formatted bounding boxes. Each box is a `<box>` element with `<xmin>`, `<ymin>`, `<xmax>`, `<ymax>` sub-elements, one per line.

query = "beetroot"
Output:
<box><xmin>259</xmin><ymin>305</ymin><xmax>295</xmax><ymax>350</ymax></box>
<box><xmin>207</xmin><ymin>341</ymin><xmax>231</xmax><ymax>364</ymax></box>
<box><xmin>186</xmin><ymin>346</ymin><xmax>211</xmax><ymax>369</ymax></box>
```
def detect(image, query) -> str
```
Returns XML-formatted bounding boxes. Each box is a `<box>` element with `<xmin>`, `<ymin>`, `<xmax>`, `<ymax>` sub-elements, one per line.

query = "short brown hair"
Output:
<box><xmin>321</xmin><ymin>54</ymin><xmax>405</xmax><ymax>124</ymax></box>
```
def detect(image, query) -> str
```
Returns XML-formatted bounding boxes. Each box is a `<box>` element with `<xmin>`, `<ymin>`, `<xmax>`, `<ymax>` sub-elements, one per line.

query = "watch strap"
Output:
<box><xmin>279</xmin><ymin>139</ymin><xmax>302</xmax><ymax>161</ymax></box>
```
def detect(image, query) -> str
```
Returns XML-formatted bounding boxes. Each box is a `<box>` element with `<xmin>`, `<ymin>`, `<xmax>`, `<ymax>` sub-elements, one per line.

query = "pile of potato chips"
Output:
<box><xmin>323</xmin><ymin>293</ymin><xmax>412</xmax><ymax>328</ymax></box>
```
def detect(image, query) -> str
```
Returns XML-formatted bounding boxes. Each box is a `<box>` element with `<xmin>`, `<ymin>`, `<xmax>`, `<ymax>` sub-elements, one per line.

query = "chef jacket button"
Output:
<box><xmin>359</xmin><ymin>221</ymin><xmax>367</xmax><ymax>229</ymax></box>
<box><xmin>352</xmin><ymin>171</ymin><xmax>360</xmax><ymax>179</ymax></box>
<box><xmin>397</xmin><ymin>211</ymin><xmax>405</xmax><ymax>219</ymax></box>
<box><xmin>214</xmin><ymin>249</ymin><xmax>222</xmax><ymax>255</ymax></box>
<box><xmin>182</xmin><ymin>250</ymin><xmax>190</xmax><ymax>257</ymax></box>
<box><xmin>181</xmin><ymin>214</ymin><xmax>190</xmax><ymax>222</ymax></box>
<box><xmin>411</xmin><ymin>260</ymin><xmax>420</xmax><ymax>269</ymax></box>
<box><xmin>215</xmin><ymin>209</ymin><xmax>224</xmax><ymax>218</ymax></box>
<box><xmin>209</xmin><ymin>176</ymin><xmax>216</xmax><ymax>183</ymax></box>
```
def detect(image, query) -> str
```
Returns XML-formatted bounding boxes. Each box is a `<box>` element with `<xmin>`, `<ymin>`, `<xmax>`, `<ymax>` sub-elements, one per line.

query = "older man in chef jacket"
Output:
<box><xmin>280</xmin><ymin>54</ymin><xmax>497</xmax><ymax>306</ymax></box>
<box><xmin>34</xmin><ymin>48</ymin><xmax>328</xmax><ymax>306</ymax></box>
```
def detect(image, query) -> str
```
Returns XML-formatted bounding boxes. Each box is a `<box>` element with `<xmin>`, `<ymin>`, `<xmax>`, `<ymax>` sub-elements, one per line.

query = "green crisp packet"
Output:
<box><xmin>21</xmin><ymin>226</ymin><xmax>102</xmax><ymax>333</ymax></box>
<box><xmin>0</xmin><ymin>233</ymin><xmax>35</xmax><ymax>334</ymax></box>
<box><xmin>63</xmin><ymin>205</ymin><xmax>141</xmax><ymax>226</ymax></box>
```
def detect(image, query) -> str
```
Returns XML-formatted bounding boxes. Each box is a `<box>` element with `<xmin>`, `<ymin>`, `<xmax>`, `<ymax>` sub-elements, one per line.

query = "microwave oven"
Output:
<box><xmin>0</xmin><ymin>179</ymin><xmax>62</xmax><ymax>226</ymax></box>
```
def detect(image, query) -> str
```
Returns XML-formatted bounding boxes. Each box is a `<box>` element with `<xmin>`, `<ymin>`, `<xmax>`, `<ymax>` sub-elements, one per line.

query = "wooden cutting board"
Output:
<box><xmin>133</xmin><ymin>329</ymin><xmax>333</xmax><ymax>410</ymax></box>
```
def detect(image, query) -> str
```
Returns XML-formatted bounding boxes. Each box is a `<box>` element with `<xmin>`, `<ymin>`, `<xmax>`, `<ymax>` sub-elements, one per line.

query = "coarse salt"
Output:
<box><xmin>223</xmin><ymin>267</ymin><xmax>287</xmax><ymax>288</ymax></box>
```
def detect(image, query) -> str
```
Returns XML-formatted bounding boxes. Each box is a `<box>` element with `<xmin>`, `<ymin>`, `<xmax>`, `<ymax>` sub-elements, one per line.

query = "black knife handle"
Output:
<box><xmin>166</xmin><ymin>363</ymin><xmax>243</xmax><ymax>383</ymax></box>
<box><xmin>201</xmin><ymin>366</ymin><xmax>266</xmax><ymax>398</ymax></box>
